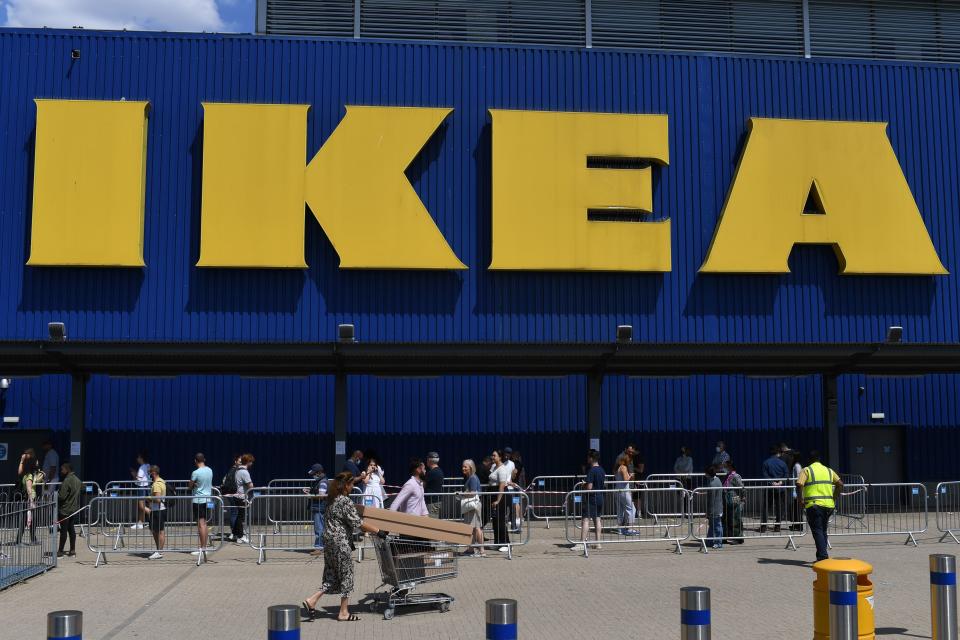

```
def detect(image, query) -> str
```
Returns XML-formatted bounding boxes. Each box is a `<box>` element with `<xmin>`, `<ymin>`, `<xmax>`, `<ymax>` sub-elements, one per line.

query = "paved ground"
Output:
<box><xmin>0</xmin><ymin>524</ymin><xmax>949</xmax><ymax>639</ymax></box>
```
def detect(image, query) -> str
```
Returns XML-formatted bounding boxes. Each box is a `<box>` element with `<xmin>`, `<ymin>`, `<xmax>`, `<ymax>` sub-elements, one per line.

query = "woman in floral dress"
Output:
<box><xmin>302</xmin><ymin>471</ymin><xmax>384</xmax><ymax>622</ymax></box>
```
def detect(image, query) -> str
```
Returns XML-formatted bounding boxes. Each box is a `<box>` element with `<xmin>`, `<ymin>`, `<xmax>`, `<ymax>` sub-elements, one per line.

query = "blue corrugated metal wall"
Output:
<box><xmin>0</xmin><ymin>30</ymin><xmax>959</xmax><ymax>482</ymax></box>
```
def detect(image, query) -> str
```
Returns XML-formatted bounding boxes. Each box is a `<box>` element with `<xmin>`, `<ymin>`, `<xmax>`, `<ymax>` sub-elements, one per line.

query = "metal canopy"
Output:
<box><xmin>0</xmin><ymin>340</ymin><xmax>958</xmax><ymax>378</ymax></box>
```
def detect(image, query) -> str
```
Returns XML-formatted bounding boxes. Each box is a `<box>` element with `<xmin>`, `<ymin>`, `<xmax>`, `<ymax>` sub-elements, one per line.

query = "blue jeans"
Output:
<box><xmin>805</xmin><ymin>505</ymin><xmax>833</xmax><ymax>561</ymax></box>
<box><xmin>707</xmin><ymin>516</ymin><xmax>723</xmax><ymax>548</ymax></box>
<box><xmin>312</xmin><ymin>509</ymin><xmax>325</xmax><ymax>548</ymax></box>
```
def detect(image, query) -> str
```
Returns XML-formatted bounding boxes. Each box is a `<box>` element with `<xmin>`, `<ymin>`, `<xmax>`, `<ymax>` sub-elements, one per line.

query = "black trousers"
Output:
<box><xmin>806</xmin><ymin>505</ymin><xmax>834</xmax><ymax>561</ymax></box>
<box><xmin>760</xmin><ymin>489</ymin><xmax>784</xmax><ymax>530</ymax></box>
<box><xmin>229</xmin><ymin>497</ymin><xmax>245</xmax><ymax>538</ymax></box>
<box><xmin>492</xmin><ymin>496</ymin><xmax>510</xmax><ymax>545</ymax></box>
<box><xmin>59</xmin><ymin>513</ymin><xmax>77</xmax><ymax>552</ymax></box>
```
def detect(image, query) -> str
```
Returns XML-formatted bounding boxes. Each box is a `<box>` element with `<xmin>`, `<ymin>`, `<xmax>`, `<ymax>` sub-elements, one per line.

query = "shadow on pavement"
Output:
<box><xmin>875</xmin><ymin>628</ymin><xmax>930</xmax><ymax>638</ymax></box>
<box><xmin>756</xmin><ymin>557</ymin><xmax>811</xmax><ymax>567</ymax></box>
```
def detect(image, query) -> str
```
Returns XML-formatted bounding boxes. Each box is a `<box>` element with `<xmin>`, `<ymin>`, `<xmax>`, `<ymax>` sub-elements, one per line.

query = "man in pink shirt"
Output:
<box><xmin>390</xmin><ymin>458</ymin><xmax>427</xmax><ymax>516</ymax></box>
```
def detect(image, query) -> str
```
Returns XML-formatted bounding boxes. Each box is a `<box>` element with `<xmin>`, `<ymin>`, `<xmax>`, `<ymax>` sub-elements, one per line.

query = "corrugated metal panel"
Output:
<box><xmin>265</xmin><ymin>0</ymin><xmax>355</xmax><ymax>37</ymax></box>
<box><xmin>810</xmin><ymin>0</ymin><xmax>960</xmax><ymax>64</ymax></box>
<box><xmin>0</xmin><ymin>31</ymin><xmax>957</xmax><ymax>483</ymax></box>
<box><xmin>591</xmin><ymin>0</ymin><xmax>804</xmax><ymax>56</ymax></box>
<box><xmin>360</xmin><ymin>0</ymin><xmax>586</xmax><ymax>46</ymax></box>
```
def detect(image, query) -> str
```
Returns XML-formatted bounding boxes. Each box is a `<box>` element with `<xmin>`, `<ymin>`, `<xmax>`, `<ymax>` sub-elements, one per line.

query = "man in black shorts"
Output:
<box><xmin>188</xmin><ymin>453</ymin><xmax>213</xmax><ymax>562</ymax></box>
<box><xmin>145</xmin><ymin>465</ymin><xmax>166</xmax><ymax>560</ymax></box>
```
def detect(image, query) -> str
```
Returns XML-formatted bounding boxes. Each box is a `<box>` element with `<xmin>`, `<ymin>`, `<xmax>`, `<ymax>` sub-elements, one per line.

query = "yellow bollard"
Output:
<box><xmin>812</xmin><ymin>558</ymin><xmax>875</xmax><ymax>639</ymax></box>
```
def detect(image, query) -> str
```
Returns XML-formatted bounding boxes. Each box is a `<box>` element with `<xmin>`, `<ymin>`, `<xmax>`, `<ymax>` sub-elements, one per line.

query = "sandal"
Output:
<box><xmin>301</xmin><ymin>601</ymin><xmax>317</xmax><ymax>618</ymax></box>
<box><xmin>337</xmin><ymin>614</ymin><xmax>361</xmax><ymax>622</ymax></box>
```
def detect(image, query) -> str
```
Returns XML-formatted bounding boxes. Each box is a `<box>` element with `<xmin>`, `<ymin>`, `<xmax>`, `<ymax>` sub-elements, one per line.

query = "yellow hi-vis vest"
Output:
<box><xmin>802</xmin><ymin>462</ymin><xmax>836</xmax><ymax>509</ymax></box>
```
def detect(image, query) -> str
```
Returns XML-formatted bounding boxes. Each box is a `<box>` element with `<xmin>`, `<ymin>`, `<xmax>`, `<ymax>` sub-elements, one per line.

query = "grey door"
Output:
<box><xmin>845</xmin><ymin>424</ymin><xmax>906</xmax><ymax>484</ymax></box>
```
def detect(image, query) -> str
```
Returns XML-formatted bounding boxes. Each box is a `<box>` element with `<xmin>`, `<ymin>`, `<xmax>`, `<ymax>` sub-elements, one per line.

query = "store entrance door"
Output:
<box><xmin>845</xmin><ymin>424</ymin><xmax>906</xmax><ymax>484</ymax></box>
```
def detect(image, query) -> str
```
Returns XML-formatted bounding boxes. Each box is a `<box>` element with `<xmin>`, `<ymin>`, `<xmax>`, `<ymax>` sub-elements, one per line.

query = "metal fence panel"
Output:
<box><xmin>0</xmin><ymin>498</ymin><xmax>56</xmax><ymax>590</ymax></box>
<box><xmin>936</xmin><ymin>481</ymin><xmax>960</xmax><ymax>544</ymax></box>
<box><xmin>829</xmin><ymin>483</ymin><xmax>928</xmax><ymax>546</ymax></box>
<box><xmin>690</xmin><ymin>485</ymin><xmax>806</xmax><ymax>552</ymax></box>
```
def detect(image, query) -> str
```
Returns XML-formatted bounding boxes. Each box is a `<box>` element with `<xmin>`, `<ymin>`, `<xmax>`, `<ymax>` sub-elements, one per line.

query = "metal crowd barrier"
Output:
<box><xmin>936</xmin><ymin>481</ymin><xmax>960</xmax><ymax>544</ymax></box>
<box><xmin>563</xmin><ymin>486</ymin><xmax>690</xmax><ymax>556</ymax></box>
<box><xmin>526</xmin><ymin>476</ymin><xmax>587</xmax><ymax>527</ymax></box>
<box><xmin>421</xmin><ymin>491</ymin><xmax>530</xmax><ymax>560</ymax></box>
<box><xmin>246</xmin><ymin>489</ymin><xmax>336</xmax><ymax>564</ymax></box>
<box><xmin>87</xmin><ymin>494</ymin><xmax>224</xmax><ymax>567</ymax></box>
<box><xmin>572</xmin><ymin>479</ymin><xmax>686</xmax><ymax>526</ymax></box>
<box><xmin>690</xmin><ymin>485</ymin><xmax>806</xmax><ymax>552</ymax></box>
<box><xmin>0</xmin><ymin>484</ymin><xmax>21</xmax><ymax>503</ymax></box>
<box><xmin>0</xmin><ymin>497</ymin><xmax>57</xmax><ymax>590</ymax></box>
<box><xmin>828</xmin><ymin>483</ymin><xmax>928</xmax><ymax>547</ymax></box>
<box><xmin>646</xmin><ymin>473</ymin><xmax>727</xmax><ymax>491</ymax></box>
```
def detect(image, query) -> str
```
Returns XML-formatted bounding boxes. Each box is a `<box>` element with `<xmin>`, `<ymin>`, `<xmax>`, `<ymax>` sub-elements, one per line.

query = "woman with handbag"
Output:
<box><xmin>459</xmin><ymin>459</ymin><xmax>485</xmax><ymax>557</ymax></box>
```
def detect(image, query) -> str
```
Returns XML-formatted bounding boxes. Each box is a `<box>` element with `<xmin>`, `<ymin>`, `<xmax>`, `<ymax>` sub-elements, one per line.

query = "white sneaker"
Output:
<box><xmin>591</xmin><ymin>543</ymin><xmax>603</xmax><ymax>550</ymax></box>
<box><xmin>132</xmin><ymin>523</ymin><xmax>144</xmax><ymax>530</ymax></box>
<box><xmin>148</xmin><ymin>552</ymin><xmax>163</xmax><ymax>560</ymax></box>
<box><xmin>497</xmin><ymin>546</ymin><xmax>509</xmax><ymax>553</ymax></box>
<box><xmin>190</xmin><ymin>551</ymin><xmax>202</xmax><ymax>556</ymax></box>
<box><xmin>570</xmin><ymin>543</ymin><xmax>585</xmax><ymax>552</ymax></box>
<box><xmin>235</xmin><ymin>536</ymin><xmax>248</xmax><ymax>545</ymax></box>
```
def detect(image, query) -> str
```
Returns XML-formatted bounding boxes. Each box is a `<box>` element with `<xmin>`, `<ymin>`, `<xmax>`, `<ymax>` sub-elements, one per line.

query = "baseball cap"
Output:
<box><xmin>426</xmin><ymin>451</ymin><xmax>440</xmax><ymax>460</ymax></box>
<box><xmin>307</xmin><ymin>463</ymin><xmax>324</xmax><ymax>475</ymax></box>
<box><xmin>503</xmin><ymin>447</ymin><xmax>513</xmax><ymax>454</ymax></box>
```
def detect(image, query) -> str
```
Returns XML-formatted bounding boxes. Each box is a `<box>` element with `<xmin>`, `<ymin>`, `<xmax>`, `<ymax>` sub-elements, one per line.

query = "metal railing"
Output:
<box><xmin>828</xmin><ymin>483</ymin><xmax>928</xmax><ymax>547</ymax></box>
<box><xmin>43</xmin><ymin>481</ymin><xmax>101</xmax><ymax>538</ymax></box>
<box><xmin>422</xmin><ymin>491</ymin><xmax>530</xmax><ymax>560</ymax></box>
<box><xmin>563</xmin><ymin>486</ymin><xmax>689</xmax><ymax>556</ymax></box>
<box><xmin>936</xmin><ymin>481</ymin><xmax>960</xmax><ymax>544</ymax></box>
<box><xmin>526</xmin><ymin>476</ymin><xmax>587</xmax><ymax>527</ymax></box>
<box><xmin>0</xmin><ymin>497</ymin><xmax>57</xmax><ymax>590</ymax></box>
<box><xmin>87</xmin><ymin>494</ymin><xmax>224</xmax><ymax>567</ymax></box>
<box><xmin>690</xmin><ymin>485</ymin><xmax>806</xmax><ymax>552</ymax></box>
<box><xmin>246</xmin><ymin>489</ymin><xmax>341</xmax><ymax>564</ymax></box>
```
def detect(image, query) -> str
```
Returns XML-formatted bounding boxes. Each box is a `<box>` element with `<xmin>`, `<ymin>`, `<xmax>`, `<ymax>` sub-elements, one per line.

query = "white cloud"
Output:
<box><xmin>4</xmin><ymin>0</ymin><xmax>226</xmax><ymax>32</ymax></box>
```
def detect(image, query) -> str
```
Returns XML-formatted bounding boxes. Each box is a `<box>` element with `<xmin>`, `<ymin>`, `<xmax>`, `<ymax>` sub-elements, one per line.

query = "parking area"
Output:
<box><xmin>0</xmin><ymin>522</ymin><xmax>946</xmax><ymax>639</ymax></box>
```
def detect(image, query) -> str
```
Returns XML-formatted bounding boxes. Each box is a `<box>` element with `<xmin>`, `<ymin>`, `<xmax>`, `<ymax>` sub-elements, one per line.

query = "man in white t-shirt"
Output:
<box><xmin>131</xmin><ymin>451</ymin><xmax>151</xmax><ymax>529</ymax></box>
<box><xmin>41</xmin><ymin>440</ymin><xmax>60</xmax><ymax>494</ymax></box>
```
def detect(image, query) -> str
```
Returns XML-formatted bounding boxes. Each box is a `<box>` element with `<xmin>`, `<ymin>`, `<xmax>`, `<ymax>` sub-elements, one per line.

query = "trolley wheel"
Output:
<box><xmin>439</xmin><ymin>602</ymin><xmax>450</xmax><ymax>613</ymax></box>
<box><xmin>383</xmin><ymin>608</ymin><xmax>395</xmax><ymax>621</ymax></box>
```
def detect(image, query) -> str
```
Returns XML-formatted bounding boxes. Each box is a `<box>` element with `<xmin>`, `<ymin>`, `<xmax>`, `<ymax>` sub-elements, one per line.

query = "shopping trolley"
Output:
<box><xmin>369</xmin><ymin>534</ymin><xmax>457</xmax><ymax>620</ymax></box>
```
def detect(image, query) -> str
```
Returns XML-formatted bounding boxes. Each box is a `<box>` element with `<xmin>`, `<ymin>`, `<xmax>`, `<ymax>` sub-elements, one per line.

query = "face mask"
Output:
<box><xmin>715</xmin><ymin>447</ymin><xmax>721</xmax><ymax>453</ymax></box>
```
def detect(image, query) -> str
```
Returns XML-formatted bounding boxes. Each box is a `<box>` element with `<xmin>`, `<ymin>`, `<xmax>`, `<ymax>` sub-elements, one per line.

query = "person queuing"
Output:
<box><xmin>796</xmin><ymin>450</ymin><xmax>843</xmax><ymax>562</ymax></box>
<box><xmin>301</xmin><ymin>472</ymin><xmax>386</xmax><ymax>623</ymax></box>
<box><xmin>229</xmin><ymin>453</ymin><xmax>254</xmax><ymax>545</ymax></box>
<box><xmin>15</xmin><ymin>448</ymin><xmax>40</xmax><ymax>546</ymax></box>
<box><xmin>306</xmin><ymin>463</ymin><xmax>328</xmax><ymax>556</ymax></box>
<box><xmin>789</xmin><ymin>451</ymin><xmax>805</xmax><ymax>531</ymax></box>
<box><xmin>145</xmin><ymin>465</ymin><xmax>167</xmax><ymax>560</ymax></box>
<box><xmin>488</xmin><ymin>449</ymin><xmax>512</xmax><ymax>554</ymax></box>
<box><xmin>222</xmin><ymin>453</ymin><xmax>242</xmax><ymax>541</ymax></box>
<box><xmin>711</xmin><ymin>441</ymin><xmax>730</xmax><ymax>468</ymax></box>
<box><xmin>343</xmin><ymin>450</ymin><xmax>367</xmax><ymax>492</ymax></box>
<box><xmin>362</xmin><ymin>454</ymin><xmax>386</xmax><ymax>508</ymax></box>
<box><xmin>615</xmin><ymin>452</ymin><xmax>638</xmax><ymax>536</ymax></box>
<box><xmin>705</xmin><ymin>465</ymin><xmax>724</xmax><ymax>550</ymax></box>
<box><xmin>130</xmin><ymin>450</ymin><xmax>150</xmax><ymax>530</ymax></box>
<box><xmin>41</xmin><ymin>439</ymin><xmax>60</xmax><ymax>496</ymax></box>
<box><xmin>188</xmin><ymin>452</ymin><xmax>213</xmax><ymax>563</ymax></box>
<box><xmin>390</xmin><ymin>458</ymin><xmax>428</xmax><ymax>516</ymax></box>
<box><xmin>760</xmin><ymin>446</ymin><xmax>789</xmax><ymax>533</ymax></box>
<box><xmin>460</xmin><ymin>459</ymin><xmax>484</xmax><ymax>557</ymax></box>
<box><xmin>722</xmin><ymin>460</ymin><xmax>744</xmax><ymax>544</ymax></box>
<box><xmin>572</xmin><ymin>449</ymin><xmax>605</xmax><ymax>552</ymax></box>
<box><xmin>424</xmin><ymin>452</ymin><xmax>444</xmax><ymax>519</ymax></box>
<box><xmin>508</xmin><ymin>450</ymin><xmax>526</xmax><ymax>532</ymax></box>
<box><xmin>674</xmin><ymin>446</ymin><xmax>694</xmax><ymax>475</ymax></box>
<box><xmin>56</xmin><ymin>462</ymin><xmax>81</xmax><ymax>558</ymax></box>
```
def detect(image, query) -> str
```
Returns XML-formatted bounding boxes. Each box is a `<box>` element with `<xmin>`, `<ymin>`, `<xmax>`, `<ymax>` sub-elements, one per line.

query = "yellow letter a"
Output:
<box><xmin>700</xmin><ymin>118</ymin><xmax>947</xmax><ymax>275</ymax></box>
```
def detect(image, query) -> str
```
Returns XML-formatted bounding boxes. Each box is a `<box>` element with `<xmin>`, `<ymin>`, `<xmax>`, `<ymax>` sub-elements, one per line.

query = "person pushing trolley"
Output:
<box><xmin>796</xmin><ymin>450</ymin><xmax>843</xmax><ymax>562</ymax></box>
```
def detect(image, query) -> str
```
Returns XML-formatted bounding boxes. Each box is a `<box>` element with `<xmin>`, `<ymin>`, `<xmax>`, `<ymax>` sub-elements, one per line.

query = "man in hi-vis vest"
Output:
<box><xmin>795</xmin><ymin>450</ymin><xmax>844</xmax><ymax>561</ymax></box>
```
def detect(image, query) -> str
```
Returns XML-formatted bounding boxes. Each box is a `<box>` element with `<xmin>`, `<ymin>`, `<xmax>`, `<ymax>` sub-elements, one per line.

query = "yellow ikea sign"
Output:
<box><xmin>27</xmin><ymin>99</ymin><xmax>946</xmax><ymax>275</ymax></box>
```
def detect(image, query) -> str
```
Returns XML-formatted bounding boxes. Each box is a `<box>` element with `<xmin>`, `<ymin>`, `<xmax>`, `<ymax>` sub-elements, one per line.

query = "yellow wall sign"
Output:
<box><xmin>27</xmin><ymin>101</ymin><xmax>947</xmax><ymax>275</ymax></box>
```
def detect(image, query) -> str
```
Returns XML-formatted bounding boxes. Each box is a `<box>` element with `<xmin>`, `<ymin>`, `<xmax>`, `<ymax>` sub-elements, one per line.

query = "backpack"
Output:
<box><xmin>221</xmin><ymin>465</ymin><xmax>239</xmax><ymax>495</ymax></box>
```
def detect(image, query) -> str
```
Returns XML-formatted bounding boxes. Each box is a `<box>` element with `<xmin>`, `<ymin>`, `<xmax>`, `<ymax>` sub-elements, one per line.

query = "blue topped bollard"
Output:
<box><xmin>486</xmin><ymin>598</ymin><xmax>517</xmax><ymax>640</ymax></box>
<box><xmin>680</xmin><ymin>586</ymin><xmax>710</xmax><ymax>640</ymax></box>
<box><xmin>47</xmin><ymin>610</ymin><xmax>82</xmax><ymax>640</ymax></box>
<box><xmin>931</xmin><ymin>554</ymin><xmax>958</xmax><ymax>640</ymax></box>
<box><xmin>267</xmin><ymin>604</ymin><xmax>300</xmax><ymax>640</ymax></box>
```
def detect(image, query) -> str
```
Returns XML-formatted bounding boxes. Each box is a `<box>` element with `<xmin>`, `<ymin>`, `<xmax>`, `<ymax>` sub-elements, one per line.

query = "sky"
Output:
<box><xmin>0</xmin><ymin>0</ymin><xmax>257</xmax><ymax>33</ymax></box>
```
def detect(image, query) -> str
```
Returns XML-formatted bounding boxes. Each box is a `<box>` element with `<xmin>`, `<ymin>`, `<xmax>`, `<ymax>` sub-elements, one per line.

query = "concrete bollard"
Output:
<box><xmin>931</xmin><ymin>554</ymin><xmax>958</xmax><ymax>640</ymax></box>
<box><xmin>486</xmin><ymin>598</ymin><xmax>518</xmax><ymax>640</ymax></box>
<box><xmin>680</xmin><ymin>586</ymin><xmax>711</xmax><ymax>640</ymax></box>
<box><xmin>267</xmin><ymin>604</ymin><xmax>300</xmax><ymax>640</ymax></box>
<box><xmin>47</xmin><ymin>610</ymin><xmax>82</xmax><ymax>640</ymax></box>
<box><xmin>829</xmin><ymin>571</ymin><xmax>858</xmax><ymax>640</ymax></box>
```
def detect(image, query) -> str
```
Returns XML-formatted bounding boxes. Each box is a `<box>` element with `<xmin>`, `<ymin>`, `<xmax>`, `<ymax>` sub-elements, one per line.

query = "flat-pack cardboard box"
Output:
<box><xmin>357</xmin><ymin>505</ymin><xmax>473</xmax><ymax>545</ymax></box>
